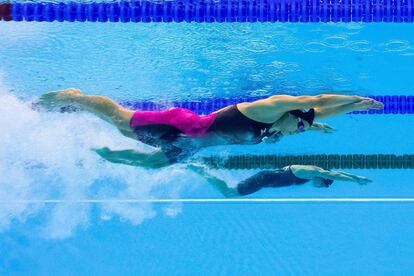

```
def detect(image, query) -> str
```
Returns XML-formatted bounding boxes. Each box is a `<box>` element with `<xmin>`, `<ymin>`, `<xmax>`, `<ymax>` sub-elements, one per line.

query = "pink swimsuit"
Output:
<box><xmin>129</xmin><ymin>105</ymin><xmax>274</xmax><ymax>163</ymax></box>
<box><xmin>130</xmin><ymin>108</ymin><xmax>218</xmax><ymax>137</ymax></box>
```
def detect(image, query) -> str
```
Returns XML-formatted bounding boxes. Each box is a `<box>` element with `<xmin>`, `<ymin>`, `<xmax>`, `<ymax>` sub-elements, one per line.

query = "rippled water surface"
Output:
<box><xmin>1</xmin><ymin>23</ymin><xmax>414</xmax><ymax>101</ymax></box>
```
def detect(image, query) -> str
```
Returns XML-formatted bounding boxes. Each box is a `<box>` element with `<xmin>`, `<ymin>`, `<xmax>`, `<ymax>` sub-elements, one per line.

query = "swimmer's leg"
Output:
<box><xmin>39</xmin><ymin>88</ymin><xmax>135</xmax><ymax>136</ymax></box>
<box><xmin>94</xmin><ymin>147</ymin><xmax>170</xmax><ymax>169</ymax></box>
<box><xmin>187</xmin><ymin>164</ymin><xmax>239</xmax><ymax>198</ymax></box>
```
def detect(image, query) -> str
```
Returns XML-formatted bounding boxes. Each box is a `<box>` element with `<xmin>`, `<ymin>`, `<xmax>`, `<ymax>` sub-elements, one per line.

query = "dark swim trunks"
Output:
<box><xmin>129</xmin><ymin>105</ymin><xmax>275</xmax><ymax>163</ymax></box>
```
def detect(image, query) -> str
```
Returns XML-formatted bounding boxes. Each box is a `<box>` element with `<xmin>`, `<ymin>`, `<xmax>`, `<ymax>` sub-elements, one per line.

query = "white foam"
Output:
<box><xmin>0</xmin><ymin>77</ymin><xmax>194</xmax><ymax>239</ymax></box>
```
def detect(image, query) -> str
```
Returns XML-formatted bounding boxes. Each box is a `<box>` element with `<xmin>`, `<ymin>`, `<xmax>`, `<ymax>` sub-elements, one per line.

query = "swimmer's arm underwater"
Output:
<box><xmin>244</xmin><ymin>94</ymin><xmax>382</xmax><ymax>121</ymax></box>
<box><xmin>93</xmin><ymin>147</ymin><xmax>170</xmax><ymax>169</ymax></box>
<box><xmin>187</xmin><ymin>164</ymin><xmax>240</xmax><ymax>198</ymax></box>
<box><xmin>313</xmin><ymin>98</ymin><xmax>384</xmax><ymax>119</ymax></box>
<box><xmin>268</xmin><ymin>94</ymin><xmax>367</xmax><ymax>112</ymax></box>
<box><xmin>308</xmin><ymin>99</ymin><xmax>384</xmax><ymax>132</ymax></box>
<box><xmin>308</xmin><ymin>122</ymin><xmax>336</xmax><ymax>133</ymax></box>
<box><xmin>289</xmin><ymin>165</ymin><xmax>371</xmax><ymax>185</ymax></box>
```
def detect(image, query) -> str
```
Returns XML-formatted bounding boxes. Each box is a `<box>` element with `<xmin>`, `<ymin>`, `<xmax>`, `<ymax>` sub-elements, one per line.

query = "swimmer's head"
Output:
<box><xmin>277</xmin><ymin>109</ymin><xmax>314</xmax><ymax>135</ymax></box>
<box><xmin>312</xmin><ymin>177</ymin><xmax>334</xmax><ymax>188</ymax></box>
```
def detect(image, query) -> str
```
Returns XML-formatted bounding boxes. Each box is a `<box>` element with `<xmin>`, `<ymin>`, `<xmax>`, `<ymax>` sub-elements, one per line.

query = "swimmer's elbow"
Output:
<box><xmin>313</xmin><ymin>168</ymin><xmax>335</xmax><ymax>179</ymax></box>
<box><xmin>309</xmin><ymin>94</ymin><xmax>327</xmax><ymax>107</ymax></box>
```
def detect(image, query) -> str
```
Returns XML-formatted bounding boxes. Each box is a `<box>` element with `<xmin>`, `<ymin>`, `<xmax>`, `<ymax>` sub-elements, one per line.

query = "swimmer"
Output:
<box><xmin>187</xmin><ymin>164</ymin><xmax>372</xmax><ymax>197</ymax></box>
<box><xmin>38</xmin><ymin>88</ymin><xmax>383</xmax><ymax>168</ymax></box>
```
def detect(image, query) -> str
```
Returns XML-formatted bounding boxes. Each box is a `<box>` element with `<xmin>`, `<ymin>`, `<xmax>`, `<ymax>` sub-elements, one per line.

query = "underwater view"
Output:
<box><xmin>1</xmin><ymin>1</ymin><xmax>414</xmax><ymax>274</ymax></box>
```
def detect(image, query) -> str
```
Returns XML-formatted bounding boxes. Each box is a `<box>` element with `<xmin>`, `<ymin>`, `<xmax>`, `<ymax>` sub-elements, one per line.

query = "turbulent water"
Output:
<box><xmin>0</xmin><ymin>77</ymin><xmax>209</xmax><ymax>239</ymax></box>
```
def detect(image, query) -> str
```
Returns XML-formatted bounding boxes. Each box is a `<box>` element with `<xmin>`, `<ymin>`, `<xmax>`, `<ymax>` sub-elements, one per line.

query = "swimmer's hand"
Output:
<box><xmin>332</xmin><ymin>170</ymin><xmax>372</xmax><ymax>185</ymax></box>
<box><xmin>187</xmin><ymin>163</ymin><xmax>239</xmax><ymax>198</ymax></box>
<box><xmin>262</xmin><ymin>132</ymin><xmax>283</xmax><ymax>144</ymax></box>
<box><xmin>355</xmin><ymin>98</ymin><xmax>384</xmax><ymax>111</ymax></box>
<box><xmin>38</xmin><ymin>88</ymin><xmax>83</xmax><ymax>108</ymax></box>
<box><xmin>350</xmin><ymin>175</ymin><xmax>372</xmax><ymax>185</ymax></box>
<box><xmin>310</xmin><ymin>122</ymin><xmax>336</xmax><ymax>133</ymax></box>
<box><xmin>292</xmin><ymin>166</ymin><xmax>372</xmax><ymax>186</ymax></box>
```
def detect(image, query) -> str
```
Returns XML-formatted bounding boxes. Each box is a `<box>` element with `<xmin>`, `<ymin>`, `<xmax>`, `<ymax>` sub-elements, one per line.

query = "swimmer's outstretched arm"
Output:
<box><xmin>241</xmin><ymin>94</ymin><xmax>382</xmax><ymax>121</ymax></box>
<box><xmin>308</xmin><ymin>122</ymin><xmax>336</xmax><ymax>133</ymax></box>
<box><xmin>93</xmin><ymin>147</ymin><xmax>170</xmax><ymax>169</ymax></box>
<box><xmin>267</xmin><ymin>94</ymin><xmax>368</xmax><ymax>112</ymax></box>
<box><xmin>308</xmin><ymin>99</ymin><xmax>384</xmax><ymax>132</ymax></box>
<box><xmin>313</xmin><ymin>98</ymin><xmax>384</xmax><ymax>120</ymax></box>
<box><xmin>187</xmin><ymin>164</ymin><xmax>240</xmax><ymax>198</ymax></box>
<box><xmin>289</xmin><ymin>165</ymin><xmax>372</xmax><ymax>185</ymax></box>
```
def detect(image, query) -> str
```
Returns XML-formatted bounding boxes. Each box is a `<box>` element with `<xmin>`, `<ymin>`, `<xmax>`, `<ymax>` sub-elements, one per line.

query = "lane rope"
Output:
<box><xmin>2</xmin><ymin>1</ymin><xmax>414</xmax><ymax>23</ymax></box>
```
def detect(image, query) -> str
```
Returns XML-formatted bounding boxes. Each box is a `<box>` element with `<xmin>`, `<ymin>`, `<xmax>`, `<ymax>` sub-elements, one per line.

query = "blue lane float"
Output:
<box><xmin>1</xmin><ymin>0</ymin><xmax>414</xmax><ymax>23</ymax></box>
<box><xmin>121</xmin><ymin>95</ymin><xmax>414</xmax><ymax>114</ymax></box>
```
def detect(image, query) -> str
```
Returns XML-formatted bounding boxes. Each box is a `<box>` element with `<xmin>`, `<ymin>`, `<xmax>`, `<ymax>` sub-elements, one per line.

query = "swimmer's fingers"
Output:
<box><xmin>371</xmin><ymin>100</ymin><xmax>384</xmax><ymax>110</ymax></box>
<box><xmin>37</xmin><ymin>96</ymin><xmax>57</xmax><ymax>108</ymax></box>
<box><xmin>312</xmin><ymin>123</ymin><xmax>336</xmax><ymax>133</ymax></box>
<box><xmin>355</xmin><ymin>99</ymin><xmax>377</xmax><ymax>111</ymax></box>
<box><xmin>357</xmin><ymin>178</ymin><xmax>371</xmax><ymax>185</ymax></box>
<box><xmin>352</xmin><ymin>175</ymin><xmax>372</xmax><ymax>185</ymax></box>
<box><xmin>38</xmin><ymin>90</ymin><xmax>62</xmax><ymax>106</ymax></box>
<box><xmin>37</xmin><ymin>93</ymin><xmax>64</xmax><ymax>110</ymax></box>
<box><xmin>362</xmin><ymin>98</ymin><xmax>384</xmax><ymax>110</ymax></box>
<box><xmin>263</xmin><ymin>132</ymin><xmax>283</xmax><ymax>143</ymax></box>
<box><xmin>321</xmin><ymin>123</ymin><xmax>336</xmax><ymax>133</ymax></box>
<box><xmin>38</xmin><ymin>88</ymin><xmax>82</xmax><ymax>108</ymax></box>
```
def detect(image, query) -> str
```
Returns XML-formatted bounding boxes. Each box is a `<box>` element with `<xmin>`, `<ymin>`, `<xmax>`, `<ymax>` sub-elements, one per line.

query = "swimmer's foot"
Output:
<box><xmin>38</xmin><ymin>88</ymin><xmax>83</xmax><ymax>109</ymax></box>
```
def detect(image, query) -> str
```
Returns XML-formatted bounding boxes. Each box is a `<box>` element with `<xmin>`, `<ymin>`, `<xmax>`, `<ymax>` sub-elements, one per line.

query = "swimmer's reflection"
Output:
<box><xmin>187</xmin><ymin>164</ymin><xmax>371</xmax><ymax>197</ymax></box>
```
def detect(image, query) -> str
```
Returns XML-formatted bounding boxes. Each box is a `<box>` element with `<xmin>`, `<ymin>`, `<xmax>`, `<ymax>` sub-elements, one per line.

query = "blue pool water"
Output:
<box><xmin>1</xmin><ymin>21</ymin><xmax>414</xmax><ymax>275</ymax></box>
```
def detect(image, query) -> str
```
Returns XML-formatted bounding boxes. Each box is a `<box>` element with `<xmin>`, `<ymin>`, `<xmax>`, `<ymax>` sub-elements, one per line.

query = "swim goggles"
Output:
<box><xmin>297</xmin><ymin>118</ymin><xmax>306</xmax><ymax>133</ymax></box>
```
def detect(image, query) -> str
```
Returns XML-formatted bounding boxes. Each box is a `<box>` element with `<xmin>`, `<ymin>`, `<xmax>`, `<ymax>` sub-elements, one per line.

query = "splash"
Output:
<box><xmin>0</xmin><ymin>79</ymin><xmax>196</xmax><ymax>239</ymax></box>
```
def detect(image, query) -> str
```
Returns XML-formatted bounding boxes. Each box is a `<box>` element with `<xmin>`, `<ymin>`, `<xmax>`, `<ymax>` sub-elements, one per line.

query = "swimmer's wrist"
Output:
<box><xmin>262</xmin><ymin>132</ymin><xmax>282</xmax><ymax>143</ymax></box>
<box><xmin>354</xmin><ymin>96</ymin><xmax>367</xmax><ymax>102</ymax></box>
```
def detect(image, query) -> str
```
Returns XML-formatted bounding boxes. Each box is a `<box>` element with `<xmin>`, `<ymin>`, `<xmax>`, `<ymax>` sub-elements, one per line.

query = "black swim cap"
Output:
<box><xmin>289</xmin><ymin>108</ymin><xmax>315</xmax><ymax>126</ymax></box>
